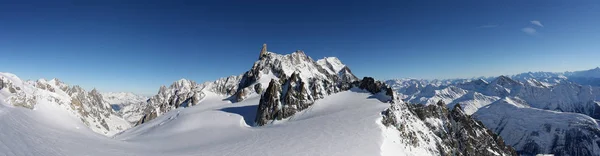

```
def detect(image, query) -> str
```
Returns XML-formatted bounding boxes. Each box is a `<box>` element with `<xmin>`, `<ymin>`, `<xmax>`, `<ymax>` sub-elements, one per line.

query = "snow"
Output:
<box><xmin>0</xmin><ymin>72</ymin><xmax>131</xmax><ymax>136</ymax></box>
<box><xmin>474</xmin><ymin>98</ymin><xmax>600</xmax><ymax>154</ymax></box>
<box><xmin>386</xmin><ymin>67</ymin><xmax>600</xmax><ymax>154</ymax></box>
<box><xmin>0</xmin><ymin>89</ymin><xmax>400</xmax><ymax>156</ymax></box>
<box><xmin>316</xmin><ymin>57</ymin><xmax>346</xmax><ymax>75</ymax></box>
<box><xmin>101</xmin><ymin>92</ymin><xmax>148</xmax><ymax>105</ymax></box>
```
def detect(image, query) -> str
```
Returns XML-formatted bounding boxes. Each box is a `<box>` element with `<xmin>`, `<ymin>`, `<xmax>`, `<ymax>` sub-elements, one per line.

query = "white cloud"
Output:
<box><xmin>478</xmin><ymin>24</ymin><xmax>499</xmax><ymax>28</ymax></box>
<box><xmin>522</xmin><ymin>27</ymin><xmax>536</xmax><ymax>35</ymax></box>
<box><xmin>530</xmin><ymin>20</ymin><xmax>544</xmax><ymax>27</ymax></box>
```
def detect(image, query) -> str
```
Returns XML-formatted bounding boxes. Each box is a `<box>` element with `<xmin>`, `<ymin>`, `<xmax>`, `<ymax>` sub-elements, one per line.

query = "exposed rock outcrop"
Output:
<box><xmin>382</xmin><ymin>99</ymin><xmax>517</xmax><ymax>155</ymax></box>
<box><xmin>136</xmin><ymin>79</ymin><xmax>205</xmax><ymax>125</ymax></box>
<box><xmin>255</xmin><ymin>76</ymin><xmax>397</xmax><ymax>126</ymax></box>
<box><xmin>255</xmin><ymin>79</ymin><xmax>283</xmax><ymax>126</ymax></box>
<box><xmin>410</xmin><ymin>101</ymin><xmax>517</xmax><ymax>155</ymax></box>
<box><xmin>259</xmin><ymin>43</ymin><xmax>267</xmax><ymax>59</ymax></box>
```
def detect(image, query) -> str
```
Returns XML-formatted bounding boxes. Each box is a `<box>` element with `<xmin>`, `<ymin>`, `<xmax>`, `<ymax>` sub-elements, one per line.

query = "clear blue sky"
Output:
<box><xmin>1</xmin><ymin>0</ymin><xmax>599</xmax><ymax>95</ymax></box>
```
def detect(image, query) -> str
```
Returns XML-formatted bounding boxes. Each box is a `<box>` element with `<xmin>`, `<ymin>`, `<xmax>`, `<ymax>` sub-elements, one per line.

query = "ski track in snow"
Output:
<box><xmin>0</xmin><ymin>91</ymin><xmax>393</xmax><ymax>156</ymax></box>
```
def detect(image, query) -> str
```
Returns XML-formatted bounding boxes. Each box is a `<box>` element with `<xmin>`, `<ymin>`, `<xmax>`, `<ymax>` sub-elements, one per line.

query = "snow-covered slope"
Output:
<box><xmin>0</xmin><ymin>72</ymin><xmax>131</xmax><ymax>136</ymax></box>
<box><xmin>0</xmin><ymin>83</ymin><xmax>515</xmax><ymax>155</ymax></box>
<box><xmin>475</xmin><ymin>98</ymin><xmax>600</xmax><ymax>155</ymax></box>
<box><xmin>119</xmin><ymin>90</ymin><xmax>394</xmax><ymax>155</ymax></box>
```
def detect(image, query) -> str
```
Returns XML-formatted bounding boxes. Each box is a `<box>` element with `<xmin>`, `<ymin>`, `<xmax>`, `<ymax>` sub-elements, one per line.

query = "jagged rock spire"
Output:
<box><xmin>259</xmin><ymin>43</ymin><xmax>267</xmax><ymax>59</ymax></box>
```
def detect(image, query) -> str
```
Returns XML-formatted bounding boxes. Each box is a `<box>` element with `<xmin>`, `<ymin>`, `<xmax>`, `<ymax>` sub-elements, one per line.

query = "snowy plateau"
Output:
<box><xmin>4</xmin><ymin>44</ymin><xmax>597</xmax><ymax>156</ymax></box>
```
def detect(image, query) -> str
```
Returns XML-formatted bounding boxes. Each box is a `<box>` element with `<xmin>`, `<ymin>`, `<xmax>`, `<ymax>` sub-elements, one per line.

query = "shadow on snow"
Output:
<box><xmin>220</xmin><ymin>105</ymin><xmax>258</xmax><ymax>126</ymax></box>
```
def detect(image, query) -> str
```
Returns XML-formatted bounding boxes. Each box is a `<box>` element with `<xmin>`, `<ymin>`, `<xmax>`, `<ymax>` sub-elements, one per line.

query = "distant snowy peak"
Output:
<box><xmin>490</xmin><ymin>75</ymin><xmax>522</xmax><ymax>88</ymax></box>
<box><xmin>101</xmin><ymin>92</ymin><xmax>148</xmax><ymax>105</ymax></box>
<box><xmin>316</xmin><ymin>57</ymin><xmax>345</xmax><ymax>74</ymax></box>
<box><xmin>387</xmin><ymin>67</ymin><xmax>600</xmax><ymax>93</ymax></box>
<box><xmin>566</xmin><ymin>67</ymin><xmax>600</xmax><ymax>78</ymax></box>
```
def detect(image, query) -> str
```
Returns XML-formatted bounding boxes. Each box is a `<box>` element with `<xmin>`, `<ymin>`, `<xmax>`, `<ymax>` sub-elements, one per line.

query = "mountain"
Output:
<box><xmin>125</xmin><ymin>44</ymin><xmax>515</xmax><ymax>155</ymax></box>
<box><xmin>386</xmin><ymin>67</ymin><xmax>600</xmax><ymax>155</ymax></box>
<box><xmin>475</xmin><ymin>98</ymin><xmax>600</xmax><ymax>155</ymax></box>
<box><xmin>136</xmin><ymin>44</ymin><xmax>358</xmax><ymax>125</ymax></box>
<box><xmin>0</xmin><ymin>44</ymin><xmax>516</xmax><ymax>155</ymax></box>
<box><xmin>100</xmin><ymin>92</ymin><xmax>148</xmax><ymax>123</ymax></box>
<box><xmin>0</xmin><ymin>72</ymin><xmax>130</xmax><ymax>136</ymax></box>
<box><xmin>101</xmin><ymin>92</ymin><xmax>148</xmax><ymax>107</ymax></box>
<box><xmin>382</xmin><ymin>100</ymin><xmax>516</xmax><ymax>155</ymax></box>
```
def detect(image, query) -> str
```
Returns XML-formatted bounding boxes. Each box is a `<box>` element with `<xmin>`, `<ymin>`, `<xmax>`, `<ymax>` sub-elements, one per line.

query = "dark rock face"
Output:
<box><xmin>280</xmin><ymin>73</ymin><xmax>313</xmax><ymax>119</ymax></box>
<box><xmin>136</xmin><ymin>112</ymin><xmax>157</xmax><ymax>126</ymax></box>
<box><xmin>254</xmin><ymin>73</ymin><xmax>323</xmax><ymax>126</ymax></box>
<box><xmin>388</xmin><ymin>100</ymin><xmax>518</xmax><ymax>155</ymax></box>
<box><xmin>359</xmin><ymin>77</ymin><xmax>384</xmax><ymax>94</ymax></box>
<box><xmin>254</xmin><ymin>83</ymin><xmax>263</xmax><ymax>94</ymax></box>
<box><xmin>255</xmin><ymin>79</ymin><xmax>283</xmax><ymax>126</ymax></box>
<box><xmin>255</xmin><ymin>76</ymin><xmax>397</xmax><ymax>126</ymax></box>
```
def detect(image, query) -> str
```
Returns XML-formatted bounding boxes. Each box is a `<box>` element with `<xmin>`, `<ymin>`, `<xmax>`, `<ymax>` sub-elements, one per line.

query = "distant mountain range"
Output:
<box><xmin>386</xmin><ymin>67</ymin><xmax>600</xmax><ymax>155</ymax></box>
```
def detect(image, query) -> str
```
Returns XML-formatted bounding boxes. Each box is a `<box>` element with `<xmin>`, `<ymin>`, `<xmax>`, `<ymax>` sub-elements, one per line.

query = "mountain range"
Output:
<box><xmin>386</xmin><ymin>67</ymin><xmax>600</xmax><ymax>155</ymax></box>
<box><xmin>1</xmin><ymin>44</ymin><xmax>599</xmax><ymax>155</ymax></box>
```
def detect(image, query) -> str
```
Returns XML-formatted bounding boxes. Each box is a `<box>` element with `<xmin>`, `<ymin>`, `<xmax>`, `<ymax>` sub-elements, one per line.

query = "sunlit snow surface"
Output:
<box><xmin>0</xmin><ymin>90</ymin><xmax>402</xmax><ymax>156</ymax></box>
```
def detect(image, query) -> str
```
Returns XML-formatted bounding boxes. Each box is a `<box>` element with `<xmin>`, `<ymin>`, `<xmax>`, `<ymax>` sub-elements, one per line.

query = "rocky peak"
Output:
<box><xmin>90</xmin><ymin>88</ymin><xmax>100</xmax><ymax>94</ymax></box>
<box><xmin>233</xmin><ymin>45</ymin><xmax>342</xmax><ymax>102</ymax></box>
<box><xmin>158</xmin><ymin>85</ymin><xmax>167</xmax><ymax>93</ymax></box>
<box><xmin>67</xmin><ymin>85</ymin><xmax>86</xmax><ymax>96</ymax></box>
<box><xmin>491</xmin><ymin>75</ymin><xmax>521</xmax><ymax>87</ymax></box>
<box><xmin>136</xmin><ymin>78</ymin><xmax>205</xmax><ymax>125</ymax></box>
<box><xmin>259</xmin><ymin>43</ymin><xmax>268</xmax><ymax>59</ymax></box>
<box><xmin>471</xmin><ymin>78</ymin><xmax>488</xmax><ymax>85</ymax></box>
<box><xmin>450</xmin><ymin>102</ymin><xmax>466</xmax><ymax>117</ymax></box>
<box><xmin>34</xmin><ymin>79</ymin><xmax>55</xmax><ymax>92</ymax></box>
<box><xmin>173</xmin><ymin>79</ymin><xmax>195</xmax><ymax>89</ymax></box>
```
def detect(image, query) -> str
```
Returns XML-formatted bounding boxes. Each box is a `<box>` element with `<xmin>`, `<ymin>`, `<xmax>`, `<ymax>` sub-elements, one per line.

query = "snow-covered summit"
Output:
<box><xmin>101</xmin><ymin>92</ymin><xmax>148</xmax><ymax>105</ymax></box>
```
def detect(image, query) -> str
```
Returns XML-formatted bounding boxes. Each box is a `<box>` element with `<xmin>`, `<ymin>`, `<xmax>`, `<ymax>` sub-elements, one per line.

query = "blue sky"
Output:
<box><xmin>1</xmin><ymin>0</ymin><xmax>599</xmax><ymax>95</ymax></box>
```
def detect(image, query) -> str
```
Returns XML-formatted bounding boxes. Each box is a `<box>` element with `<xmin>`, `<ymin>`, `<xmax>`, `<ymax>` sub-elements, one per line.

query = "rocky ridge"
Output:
<box><xmin>0</xmin><ymin>72</ymin><xmax>130</xmax><ymax>136</ymax></box>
